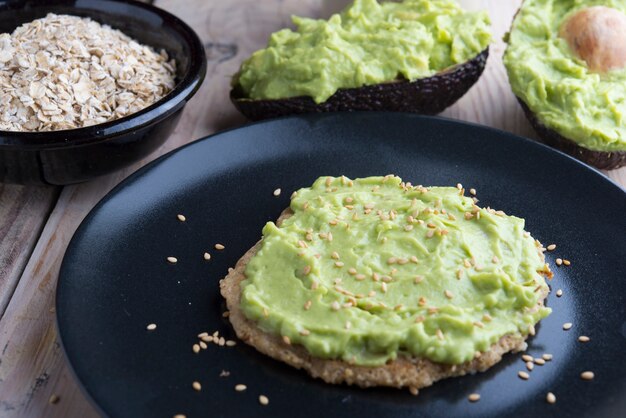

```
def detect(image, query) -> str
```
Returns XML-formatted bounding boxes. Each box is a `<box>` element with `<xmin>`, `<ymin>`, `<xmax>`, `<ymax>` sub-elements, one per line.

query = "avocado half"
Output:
<box><xmin>518</xmin><ymin>99</ymin><xmax>626</xmax><ymax>170</ymax></box>
<box><xmin>505</xmin><ymin>2</ymin><xmax>626</xmax><ymax>170</ymax></box>
<box><xmin>231</xmin><ymin>48</ymin><xmax>489</xmax><ymax>121</ymax></box>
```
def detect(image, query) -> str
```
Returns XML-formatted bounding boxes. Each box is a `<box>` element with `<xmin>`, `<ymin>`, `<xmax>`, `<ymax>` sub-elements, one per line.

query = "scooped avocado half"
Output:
<box><xmin>504</xmin><ymin>0</ymin><xmax>626</xmax><ymax>169</ymax></box>
<box><xmin>231</xmin><ymin>0</ymin><xmax>491</xmax><ymax>120</ymax></box>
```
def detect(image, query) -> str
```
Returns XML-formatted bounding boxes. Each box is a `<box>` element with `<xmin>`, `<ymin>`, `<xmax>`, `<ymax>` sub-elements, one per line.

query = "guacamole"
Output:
<box><xmin>239</xmin><ymin>176</ymin><xmax>551</xmax><ymax>366</ymax></box>
<box><xmin>504</xmin><ymin>0</ymin><xmax>626</xmax><ymax>152</ymax></box>
<box><xmin>234</xmin><ymin>0</ymin><xmax>491</xmax><ymax>103</ymax></box>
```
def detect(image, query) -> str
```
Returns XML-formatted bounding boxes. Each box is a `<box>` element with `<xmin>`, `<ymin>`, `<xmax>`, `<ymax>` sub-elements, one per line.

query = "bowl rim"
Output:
<box><xmin>0</xmin><ymin>0</ymin><xmax>207</xmax><ymax>149</ymax></box>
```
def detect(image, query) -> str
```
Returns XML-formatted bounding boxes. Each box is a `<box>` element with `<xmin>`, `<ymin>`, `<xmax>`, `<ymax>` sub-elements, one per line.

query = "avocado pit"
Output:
<box><xmin>559</xmin><ymin>6</ymin><xmax>626</xmax><ymax>73</ymax></box>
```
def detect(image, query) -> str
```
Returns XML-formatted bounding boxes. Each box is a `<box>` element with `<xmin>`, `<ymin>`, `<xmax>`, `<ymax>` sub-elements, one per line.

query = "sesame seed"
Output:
<box><xmin>456</xmin><ymin>183</ymin><xmax>463</xmax><ymax>190</ymax></box>
<box><xmin>192</xmin><ymin>381</ymin><xmax>201</xmax><ymax>391</ymax></box>
<box><xmin>226</xmin><ymin>340</ymin><xmax>237</xmax><ymax>347</ymax></box>
<box><xmin>146</xmin><ymin>323</ymin><xmax>157</xmax><ymax>331</ymax></box>
<box><xmin>563</xmin><ymin>322</ymin><xmax>573</xmax><ymax>330</ymax></box>
<box><xmin>522</xmin><ymin>354</ymin><xmax>534</xmax><ymax>362</ymax></box>
<box><xmin>167</xmin><ymin>256</ymin><xmax>178</xmax><ymax>264</ymax></box>
<box><xmin>311</xmin><ymin>281</ymin><xmax>319</xmax><ymax>290</ymax></box>
<box><xmin>348</xmin><ymin>268</ymin><xmax>357</xmax><ymax>275</ymax></box>
<box><xmin>528</xmin><ymin>324</ymin><xmax>536</xmax><ymax>336</ymax></box>
<box><xmin>546</xmin><ymin>392</ymin><xmax>556</xmax><ymax>404</ymax></box>
<box><xmin>381</xmin><ymin>282</ymin><xmax>388</xmax><ymax>293</ymax></box>
<box><xmin>303</xmin><ymin>265</ymin><xmax>312</xmax><ymax>275</ymax></box>
<box><xmin>273</xmin><ymin>188</ymin><xmax>281</xmax><ymax>196</ymax></box>
<box><xmin>468</xmin><ymin>393</ymin><xmax>480</xmax><ymax>402</ymax></box>
<box><xmin>355</xmin><ymin>274</ymin><xmax>366</xmax><ymax>280</ymax></box>
<box><xmin>49</xmin><ymin>394</ymin><xmax>59</xmax><ymax>404</ymax></box>
<box><xmin>543</xmin><ymin>353</ymin><xmax>553</xmax><ymax>361</ymax></box>
<box><xmin>426</xmin><ymin>230</ymin><xmax>435</xmax><ymax>238</ymax></box>
<box><xmin>387</xmin><ymin>257</ymin><xmax>397</xmax><ymax>265</ymax></box>
<box><xmin>203</xmin><ymin>252</ymin><xmax>211</xmax><ymax>261</ymax></box>
<box><xmin>235</xmin><ymin>384</ymin><xmax>247</xmax><ymax>392</ymax></box>
<box><xmin>223</xmin><ymin>311</ymin><xmax>230</xmax><ymax>318</ymax></box>
<box><xmin>414</xmin><ymin>276</ymin><xmax>424</xmax><ymax>284</ymax></box>
<box><xmin>345</xmin><ymin>197</ymin><xmax>353</xmax><ymax>203</ymax></box>
<box><xmin>259</xmin><ymin>395</ymin><xmax>269</xmax><ymax>405</ymax></box>
<box><xmin>282</xmin><ymin>335</ymin><xmax>291</xmax><ymax>345</ymax></box>
<box><xmin>526</xmin><ymin>361</ymin><xmax>534</xmax><ymax>371</ymax></box>
<box><xmin>199</xmin><ymin>341</ymin><xmax>207</xmax><ymax>350</ymax></box>
<box><xmin>547</xmin><ymin>244</ymin><xmax>556</xmax><ymax>251</ymax></box>
<box><xmin>563</xmin><ymin>259</ymin><xmax>571</xmax><ymax>266</ymax></box>
<box><xmin>414</xmin><ymin>315</ymin><xmax>425</xmax><ymax>323</ymax></box>
<box><xmin>483</xmin><ymin>314</ymin><xmax>492</xmax><ymax>322</ymax></box>
<box><xmin>556</xmin><ymin>289</ymin><xmax>563</xmax><ymax>297</ymax></box>
<box><xmin>492</xmin><ymin>256</ymin><xmax>499</xmax><ymax>264</ymax></box>
<box><xmin>177</xmin><ymin>214</ymin><xmax>186</xmax><ymax>222</ymax></box>
<box><xmin>409</xmin><ymin>387</ymin><xmax>419</xmax><ymax>396</ymax></box>
<box><xmin>418</xmin><ymin>297</ymin><xmax>426</xmax><ymax>306</ymax></box>
<box><xmin>331</xmin><ymin>301</ymin><xmax>340</xmax><ymax>311</ymax></box>
<box><xmin>218</xmin><ymin>337</ymin><xmax>225</xmax><ymax>346</ymax></box>
<box><xmin>299</xmin><ymin>329</ymin><xmax>310</xmax><ymax>336</ymax></box>
<box><xmin>473</xmin><ymin>321</ymin><xmax>485</xmax><ymax>328</ymax></box>
<box><xmin>198</xmin><ymin>332</ymin><xmax>208</xmax><ymax>338</ymax></box>
<box><xmin>304</xmin><ymin>300</ymin><xmax>312</xmax><ymax>310</ymax></box>
<box><xmin>556</xmin><ymin>258</ymin><xmax>563</xmax><ymax>266</ymax></box>
<box><xmin>215</xmin><ymin>243</ymin><xmax>225</xmax><ymax>250</ymax></box>
<box><xmin>578</xmin><ymin>335</ymin><xmax>590</xmax><ymax>343</ymax></box>
<box><xmin>331</xmin><ymin>251</ymin><xmax>340</xmax><ymax>259</ymax></box>
<box><xmin>581</xmin><ymin>371</ymin><xmax>594</xmax><ymax>380</ymax></box>
<box><xmin>469</xmin><ymin>188</ymin><xmax>477</xmax><ymax>196</ymax></box>
<box><xmin>173</xmin><ymin>415</ymin><xmax>186</xmax><ymax>418</ymax></box>
<box><xmin>518</xmin><ymin>371</ymin><xmax>530</xmax><ymax>380</ymax></box>
<box><xmin>192</xmin><ymin>344</ymin><xmax>200</xmax><ymax>354</ymax></box>
<box><xmin>328</xmin><ymin>232</ymin><xmax>333</xmax><ymax>241</ymax></box>
<box><xmin>201</xmin><ymin>335</ymin><xmax>213</xmax><ymax>343</ymax></box>
<box><xmin>444</xmin><ymin>290</ymin><xmax>453</xmax><ymax>299</ymax></box>
<box><xmin>534</xmin><ymin>358</ymin><xmax>546</xmax><ymax>365</ymax></box>
<box><xmin>334</xmin><ymin>261</ymin><xmax>344</xmax><ymax>268</ymax></box>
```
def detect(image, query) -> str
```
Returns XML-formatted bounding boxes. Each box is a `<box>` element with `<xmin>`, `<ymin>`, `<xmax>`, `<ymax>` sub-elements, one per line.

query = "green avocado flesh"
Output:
<box><xmin>240</xmin><ymin>176</ymin><xmax>551</xmax><ymax>366</ymax></box>
<box><xmin>234</xmin><ymin>0</ymin><xmax>491</xmax><ymax>103</ymax></box>
<box><xmin>504</xmin><ymin>0</ymin><xmax>626</xmax><ymax>152</ymax></box>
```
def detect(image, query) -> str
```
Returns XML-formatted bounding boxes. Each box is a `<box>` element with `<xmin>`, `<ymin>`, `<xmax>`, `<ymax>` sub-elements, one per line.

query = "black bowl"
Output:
<box><xmin>0</xmin><ymin>0</ymin><xmax>206</xmax><ymax>185</ymax></box>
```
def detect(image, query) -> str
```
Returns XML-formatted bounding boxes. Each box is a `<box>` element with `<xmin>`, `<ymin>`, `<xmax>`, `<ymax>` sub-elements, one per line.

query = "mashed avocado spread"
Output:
<box><xmin>240</xmin><ymin>176</ymin><xmax>551</xmax><ymax>366</ymax></box>
<box><xmin>505</xmin><ymin>0</ymin><xmax>626</xmax><ymax>152</ymax></box>
<box><xmin>234</xmin><ymin>0</ymin><xmax>491</xmax><ymax>103</ymax></box>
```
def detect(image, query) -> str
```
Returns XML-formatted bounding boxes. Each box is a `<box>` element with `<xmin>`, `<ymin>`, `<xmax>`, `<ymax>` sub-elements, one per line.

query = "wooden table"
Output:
<box><xmin>0</xmin><ymin>1</ymin><xmax>624</xmax><ymax>416</ymax></box>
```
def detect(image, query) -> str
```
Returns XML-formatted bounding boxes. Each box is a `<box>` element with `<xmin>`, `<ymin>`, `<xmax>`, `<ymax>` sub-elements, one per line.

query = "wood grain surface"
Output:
<box><xmin>0</xmin><ymin>1</ymin><xmax>623</xmax><ymax>417</ymax></box>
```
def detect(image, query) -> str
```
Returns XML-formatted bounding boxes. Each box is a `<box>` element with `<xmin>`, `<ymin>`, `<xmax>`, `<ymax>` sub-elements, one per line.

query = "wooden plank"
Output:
<box><xmin>0</xmin><ymin>1</ymin><xmax>623</xmax><ymax>417</ymax></box>
<box><xmin>0</xmin><ymin>185</ymin><xmax>59</xmax><ymax>316</ymax></box>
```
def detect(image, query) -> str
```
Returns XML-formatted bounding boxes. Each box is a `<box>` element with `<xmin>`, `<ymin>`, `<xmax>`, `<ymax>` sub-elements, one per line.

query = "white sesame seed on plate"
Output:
<box><xmin>235</xmin><ymin>384</ymin><xmax>247</xmax><ymax>392</ymax></box>
<box><xmin>563</xmin><ymin>322</ymin><xmax>573</xmax><ymax>330</ymax></box>
<box><xmin>259</xmin><ymin>395</ymin><xmax>269</xmax><ymax>405</ymax></box>
<box><xmin>581</xmin><ymin>371</ymin><xmax>595</xmax><ymax>380</ymax></box>
<box><xmin>578</xmin><ymin>335</ymin><xmax>590</xmax><ymax>343</ymax></box>
<box><xmin>546</xmin><ymin>392</ymin><xmax>556</xmax><ymax>404</ymax></box>
<box><xmin>215</xmin><ymin>243</ymin><xmax>225</xmax><ymax>250</ymax></box>
<box><xmin>273</xmin><ymin>188</ymin><xmax>281</xmax><ymax>196</ymax></box>
<box><xmin>177</xmin><ymin>214</ymin><xmax>186</xmax><ymax>222</ymax></box>
<box><xmin>167</xmin><ymin>256</ymin><xmax>178</xmax><ymax>264</ymax></box>
<box><xmin>518</xmin><ymin>371</ymin><xmax>530</xmax><ymax>380</ymax></box>
<box><xmin>192</xmin><ymin>381</ymin><xmax>201</xmax><ymax>391</ymax></box>
<box><xmin>146</xmin><ymin>323</ymin><xmax>157</xmax><ymax>331</ymax></box>
<box><xmin>203</xmin><ymin>252</ymin><xmax>211</xmax><ymax>261</ymax></box>
<box><xmin>468</xmin><ymin>393</ymin><xmax>480</xmax><ymax>402</ymax></box>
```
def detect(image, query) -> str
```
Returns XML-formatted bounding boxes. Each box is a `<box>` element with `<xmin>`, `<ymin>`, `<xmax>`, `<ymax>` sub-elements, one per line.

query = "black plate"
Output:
<box><xmin>57</xmin><ymin>113</ymin><xmax>626</xmax><ymax>418</ymax></box>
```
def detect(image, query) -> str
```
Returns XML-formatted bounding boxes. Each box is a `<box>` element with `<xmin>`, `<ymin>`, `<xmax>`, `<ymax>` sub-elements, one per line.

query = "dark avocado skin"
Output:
<box><xmin>231</xmin><ymin>48</ymin><xmax>489</xmax><ymax>121</ymax></box>
<box><xmin>518</xmin><ymin>99</ymin><xmax>626</xmax><ymax>170</ymax></box>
